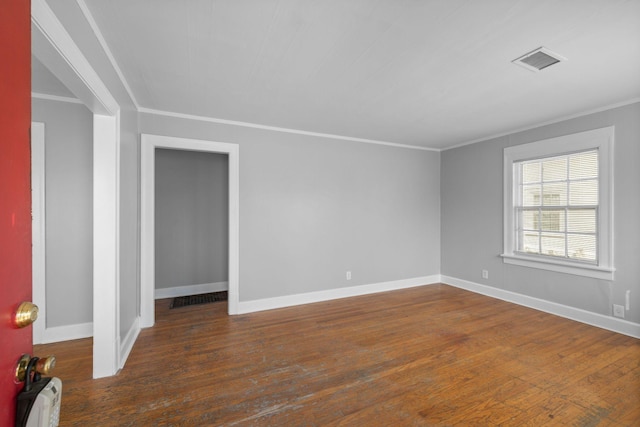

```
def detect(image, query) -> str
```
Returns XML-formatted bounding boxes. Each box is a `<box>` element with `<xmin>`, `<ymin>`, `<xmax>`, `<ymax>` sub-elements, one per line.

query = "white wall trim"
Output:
<box><xmin>75</xmin><ymin>0</ymin><xmax>139</xmax><ymax>109</ymax></box>
<box><xmin>31</xmin><ymin>92</ymin><xmax>82</xmax><ymax>104</ymax></box>
<box><xmin>501</xmin><ymin>254</ymin><xmax>615</xmax><ymax>280</ymax></box>
<box><xmin>31</xmin><ymin>0</ymin><xmax>118</xmax><ymax>115</ymax></box>
<box><xmin>237</xmin><ymin>275</ymin><xmax>441</xmax><ymax>315</ymax></box>
<box><xmin>442</xmin><ymin>275</ymin><xmax>640</xmax><ymax>339</ymax></box>
<box><xmin>92</xmin><ymin>113</ymin><xmax>121</xmax><ymax>378</ymax></box>
<box><xmin>37</xmin><ymin>322</ymin><xmax>93</xmax><ymax>344</ymax></box>
<box><xmin>139</xmin><ymin>107</ymin><xmax>437</xmax><ymax>152</ymax></box>
<box><xmin>141</xmin><ymin>134</ymin><xmax>240</xmax><ymax>327</ymax></box>
<box><xmin>444</xmin><ymin>98</ymin><xmax>640</xmax><ymax>151</ymax></box>
<box><xmin>119</xmin><ymin>317</ymin><xmax>140</xmax><ymax>369</ymax></box>
<box><xmin>31</xmin><ymin>122</ymin><xmax>46</xmax><ymax>345</ymax></box>
<box><xmin>155</xmin><ymin>282</ymin><xmax>229</xmax><ymax>300</ymax></box>
<box><xmin>35</xmin><ymin>276</ymin><xmax>639</xmax><ymax>342</ymax></box>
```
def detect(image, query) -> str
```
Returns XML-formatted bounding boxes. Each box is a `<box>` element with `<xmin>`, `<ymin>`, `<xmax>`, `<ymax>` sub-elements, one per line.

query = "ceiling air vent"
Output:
<box><xmin>512</xmin><ymin>47</ymin><xmax>566</xmax><ymax>72</ymax></box>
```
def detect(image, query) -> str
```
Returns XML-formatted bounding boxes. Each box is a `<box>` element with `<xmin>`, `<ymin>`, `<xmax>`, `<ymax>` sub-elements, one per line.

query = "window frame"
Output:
<box><xmin>502</xmin><ymin>127</ymin><xmax>614</xmax><ymax>280</ymax></box>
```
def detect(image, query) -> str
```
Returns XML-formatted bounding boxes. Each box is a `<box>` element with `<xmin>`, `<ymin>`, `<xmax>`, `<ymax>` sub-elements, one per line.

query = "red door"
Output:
<box><xmin>0</xmin><ymin>1</ymin><xmax>32</xmax><ymax>425</ymax></box>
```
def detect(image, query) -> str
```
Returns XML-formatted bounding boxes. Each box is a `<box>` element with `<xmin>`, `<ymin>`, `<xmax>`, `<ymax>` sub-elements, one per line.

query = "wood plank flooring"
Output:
<box><xmin>33</xmin><ymin>284</ymin><xmax>639</xmax><ymax>426</ymax></box>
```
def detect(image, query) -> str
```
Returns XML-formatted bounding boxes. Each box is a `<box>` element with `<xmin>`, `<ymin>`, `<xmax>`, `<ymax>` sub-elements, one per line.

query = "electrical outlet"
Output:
<box><xmin>481</xmin><ymin>270</ymin><xmax>489</xmax><ymax>279</ymax></box>
<box><xmin>613</xmin><ymin>304</ymin><xmax>625</xmax><ymax>318</ymax></box>
<box><xmin>346</xmin><ymin>271</ymin><xmax>352</xmax><ymax>280</ymax></box>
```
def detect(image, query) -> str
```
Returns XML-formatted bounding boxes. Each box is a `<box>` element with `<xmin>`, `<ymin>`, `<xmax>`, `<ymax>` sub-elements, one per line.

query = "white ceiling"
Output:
<box><xmin>37</xmin><ymin>0</ymin><xmax>640</xmax><ymax>150</ymax></box>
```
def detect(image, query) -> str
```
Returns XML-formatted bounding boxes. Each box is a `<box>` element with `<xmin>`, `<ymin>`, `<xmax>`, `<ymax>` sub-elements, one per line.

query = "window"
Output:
<box><xmin>517</xmin><ymin>150</ymin><xmax>598</xmax><ymax>262</ymax></box>
<box><xmin>503</xmin><ymin>127</ymin><xmax>614</xmax><ymax>280</ymax></box>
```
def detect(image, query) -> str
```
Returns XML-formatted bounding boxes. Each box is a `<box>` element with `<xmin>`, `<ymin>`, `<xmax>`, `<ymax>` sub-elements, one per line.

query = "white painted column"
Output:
<box><xmin>93</xmin><ymin>113</ymin><xmax>120</xmax><ymax>378</ymax></box>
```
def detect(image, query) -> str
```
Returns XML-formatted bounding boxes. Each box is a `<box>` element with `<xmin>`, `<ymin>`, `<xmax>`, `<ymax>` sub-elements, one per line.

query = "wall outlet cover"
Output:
<box><xmin>613</xmin><ymin>304</ymin><xmax>625</xmax><ymax>318</ymax></box>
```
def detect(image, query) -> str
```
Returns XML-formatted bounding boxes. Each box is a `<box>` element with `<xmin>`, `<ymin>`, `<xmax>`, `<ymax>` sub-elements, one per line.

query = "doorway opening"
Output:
<box><xmin>140</xmin><ymin>134</ymin><xmax>239</xmax><ymax>328</ymax></box>
<box><xmin>154</xmin><ymin>149</ymin><xmax>229</xmax><ymax>304</ymax></box>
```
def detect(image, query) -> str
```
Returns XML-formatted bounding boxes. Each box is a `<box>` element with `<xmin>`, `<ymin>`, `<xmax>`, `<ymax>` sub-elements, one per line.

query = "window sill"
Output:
<box><xmin>501</xmin><ymin>254</ymin><xmax>614</xmax><ymax>280</ymax></box>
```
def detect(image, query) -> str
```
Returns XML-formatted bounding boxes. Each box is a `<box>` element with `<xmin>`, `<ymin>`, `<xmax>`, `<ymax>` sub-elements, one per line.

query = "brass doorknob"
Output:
<box><xmin>13</xmin><ymin>301</ymin><xmax>39</xmax><ymax>328</ymax></box>
<box><xmin>14</xmin><ymin>354</ymin><xmax>56</xmax><ymax>382</ymax></box>
<box><xmin>35</xmin><ymin>355</ymin><xmax>56</xmax><ymax>375</ymax></box>
<box><xmin>15</xmin><ymin>354</ymin><xmax>30</xmax><ymax>382</ymax></box>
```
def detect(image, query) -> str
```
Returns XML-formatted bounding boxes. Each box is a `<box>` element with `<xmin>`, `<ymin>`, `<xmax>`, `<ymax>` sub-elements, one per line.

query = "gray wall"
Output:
<box><xmin>140</xmin><ymin>113</ymin><xmax>441</xmax><ymax>301</ymax></box>
<box><xmin>441</xmin><ymin>102</ymin><xmax>640</xmax><ymax>324</ymax></box>
<box><xmin>32</xmin><ymin>98</ymin><xmax>93</xmax><ymax>328</ymax></box>
<box><xmin>155</xmin><ymin>149</ymin><xmax>229</xmax><ymax>289</ymax></box>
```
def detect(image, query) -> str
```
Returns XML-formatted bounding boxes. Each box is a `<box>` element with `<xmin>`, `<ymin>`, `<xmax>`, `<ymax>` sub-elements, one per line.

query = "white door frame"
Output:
<box><xmin>31</xmin><ymin>122</ymin><xmax>46</xmax><ymax>345</ymax></box>
<box><xmin>140</xmin><ymin>134</ymin><xmax>240</xmax><ymax>327</ymax></box>
<box><xmin>32</xmin><ymin>0</ymin><xmax>122</xmax><ymax>378</ymax></box>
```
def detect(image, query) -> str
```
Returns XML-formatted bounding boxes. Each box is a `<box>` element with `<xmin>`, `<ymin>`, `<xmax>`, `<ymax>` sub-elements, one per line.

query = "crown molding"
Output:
<box><xmin>138</xmin><ymin>107</ymin><xmax>438</xmax><ymax>152</ymax></box>
<box><xmin>32</xmin><ymin>92</ymin><xmax>83</xmax><ymax>104</ymax></box>
<box><xmin>445</xmin><ymin>98</ymin><xmax>640</xmax><ymax>151</ymax></box>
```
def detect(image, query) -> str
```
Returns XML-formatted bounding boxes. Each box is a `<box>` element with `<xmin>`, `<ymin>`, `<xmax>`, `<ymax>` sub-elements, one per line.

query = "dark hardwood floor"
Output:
<box><xmin>34</xmin><ymin>284</ymin><xmax>639</xmax><ymax>426</ymax></box>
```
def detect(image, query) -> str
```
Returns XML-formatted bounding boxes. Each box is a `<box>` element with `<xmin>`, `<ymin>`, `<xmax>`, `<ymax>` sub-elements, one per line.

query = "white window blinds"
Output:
<box><xmin>515</xmin><ymin>150</ymin><xmax>599</xmax><ymax>263</ymax></box>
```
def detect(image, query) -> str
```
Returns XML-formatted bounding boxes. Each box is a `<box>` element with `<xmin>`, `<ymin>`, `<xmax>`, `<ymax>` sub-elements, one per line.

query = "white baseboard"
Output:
<box><xmin>155</xmin><ymin>281</ymin><xmax>229</xmax><ymax>299</ymax></box>
<box><xmin>237</xmin><ymin>275</ymin><xmax>441</xmax><ymax>314</ymax></box>
<box><xmin>441</xmin><ymin>275</ymin><xmax>640</xmax><ymax>339</ymax></box>
<box><xmin>119</xmin><ymin>317</ymin><xmax>140</xmax><ymax>369</ymax></box>
<box><xmin>36</xmin><ymin>322</ymin><xmax>93</xmax><ymax>344</ymax></box>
